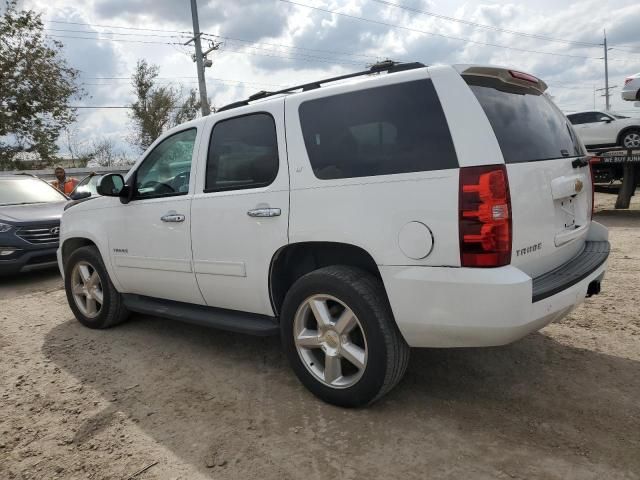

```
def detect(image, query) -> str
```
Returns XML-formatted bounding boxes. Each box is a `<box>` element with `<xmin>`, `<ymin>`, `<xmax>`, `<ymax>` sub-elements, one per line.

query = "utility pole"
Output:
<box><xmin>604</xmin><ymin>29</ymin><xmax>610</xmax><ymax>111</ymax></box>
<box><xmin>189</xmin><ymin>0</ymin><xmax>210</xmax><ymax>116</ymax></box>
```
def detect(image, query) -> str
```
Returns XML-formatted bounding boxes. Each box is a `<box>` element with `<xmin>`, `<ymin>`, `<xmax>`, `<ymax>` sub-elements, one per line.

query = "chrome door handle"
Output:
<box><xmin>247</xmin><ymin>208</ymin><xmax>281</xmax><ymax>217</ymax></box>
<box><xmin>161</xmin><ymin>213</ymin><xmax>185</xmax><ymax>223</ymax></box>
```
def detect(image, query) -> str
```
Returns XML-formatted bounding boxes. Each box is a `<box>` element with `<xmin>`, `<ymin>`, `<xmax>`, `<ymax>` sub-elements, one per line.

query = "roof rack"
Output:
<box><xmin>216</xmin><ymin>60</ymin><xmax>426</xmax><ymax>112</ymax></box>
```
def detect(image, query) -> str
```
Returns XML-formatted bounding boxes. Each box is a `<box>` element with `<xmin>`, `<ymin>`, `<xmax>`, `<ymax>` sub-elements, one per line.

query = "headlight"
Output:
<box><xmin>0</xmin><ymin>223</ymin><xmax>13</xmax><ymax>233</ymax></box>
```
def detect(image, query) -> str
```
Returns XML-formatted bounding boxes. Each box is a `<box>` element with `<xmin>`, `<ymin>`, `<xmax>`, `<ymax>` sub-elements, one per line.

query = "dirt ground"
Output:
<box><xmin>1</xmin><ymin>192</ymin><xmax>639</xmax><ymax>480</ymax></box>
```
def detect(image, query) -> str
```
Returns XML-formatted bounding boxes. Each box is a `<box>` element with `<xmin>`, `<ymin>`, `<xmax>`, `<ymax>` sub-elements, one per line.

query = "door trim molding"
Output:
<box><xmin>114</xmin><ymin>255</ymin><xmax>193</xmax><ymax>273</ymax></box>
<box><xmin>193</xmin><ymin>260</ymin><xmax>246</xmax><ymax>277</ymax></box>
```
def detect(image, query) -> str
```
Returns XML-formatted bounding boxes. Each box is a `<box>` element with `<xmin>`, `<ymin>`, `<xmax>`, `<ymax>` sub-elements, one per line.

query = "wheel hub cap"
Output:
<box><xmin>323</xmin><ymin>330</ymin><xmax>340</xmax><ymax>353</ymax></box>
<box><xmin>293</xmin><ymin>294</ymin><xmax>368</xmax><ymax>389</ymax></box>
<box><xmin>623</xmin><ymin>133</ymin><xmax>640</xmax><ymax>148</ymax></box>
<box><xmin>70</xmin><ymin>260</ymin><xmax>104</xmax><ymax>319</ymax></box>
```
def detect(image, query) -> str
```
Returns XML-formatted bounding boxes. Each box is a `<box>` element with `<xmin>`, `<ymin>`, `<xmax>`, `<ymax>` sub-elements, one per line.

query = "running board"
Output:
<box><xmin>122</xmin><ymin>294</ymin><xmax>279</xmax><ymax>336</ymax></box>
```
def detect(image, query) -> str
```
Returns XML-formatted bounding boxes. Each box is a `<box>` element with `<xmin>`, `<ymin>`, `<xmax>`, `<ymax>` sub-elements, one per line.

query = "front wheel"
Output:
<box><xmin>280</xmin><ymin>266</ymin><xmax>409</xmax><ymax>407</ymax></box>
<box><xmin>64</xmin><ymin>246</ymin><xmax>129</xmax><ymax>329</ymax></box>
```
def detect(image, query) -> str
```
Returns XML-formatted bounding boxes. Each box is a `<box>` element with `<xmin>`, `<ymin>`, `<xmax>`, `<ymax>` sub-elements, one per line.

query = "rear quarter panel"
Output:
<box><xmin>285</xmin><ymin>67</ymin><xmax>464</xmax><ymax>267</ymax></box>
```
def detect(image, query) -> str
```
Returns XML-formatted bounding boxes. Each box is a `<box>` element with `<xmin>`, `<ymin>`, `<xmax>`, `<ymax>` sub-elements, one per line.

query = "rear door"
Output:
<box><xmin>459</xmin><ymin>69</ymin><xmax>591</xmax><ymax>277</ymax></box>
<box><xmin>190</xmin><ymin>100</ymin><xmax>289</xmax><ymax>316</ymax></box>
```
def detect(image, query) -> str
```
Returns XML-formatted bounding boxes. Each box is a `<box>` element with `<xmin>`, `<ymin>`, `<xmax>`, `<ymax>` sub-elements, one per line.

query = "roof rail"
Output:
<box><xmin>217</xmin><ymin>60</ymin><xmax>426</xmax><ymax>112</ymax></box>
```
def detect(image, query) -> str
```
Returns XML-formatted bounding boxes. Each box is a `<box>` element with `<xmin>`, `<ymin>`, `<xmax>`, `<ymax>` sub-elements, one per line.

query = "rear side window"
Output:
<box><xmin>465</xmin><ymin>76</ymin><xmax>584</xmax><ymax>163</ymax></box>
<box><xmin>298</xmin><ymin>79</ymin><xmax>458</xmax><ymax>180</ymax></box>
<box><xmin>205</xmin><ymin>113</ymin><xmax>279</xmax><ymax>192</ymax></box>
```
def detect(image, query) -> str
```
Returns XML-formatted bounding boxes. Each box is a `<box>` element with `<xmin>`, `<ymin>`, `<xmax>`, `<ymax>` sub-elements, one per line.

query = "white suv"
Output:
<box><xmin>59</xmin><ymin>62</ymin><xmax>610</xmax><ymax>407</ymax></box>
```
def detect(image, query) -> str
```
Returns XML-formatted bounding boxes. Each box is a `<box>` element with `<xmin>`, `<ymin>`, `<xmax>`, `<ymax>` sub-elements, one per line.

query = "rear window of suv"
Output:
<box><xmin>298</xmin><ymin>79</ymin><xmax>458</xmax><ymax>180</ymax></box>
<box><xmin>464</xmin><ymin>75</ymin><xmax>584</xmax><ymax>163</ymax></box>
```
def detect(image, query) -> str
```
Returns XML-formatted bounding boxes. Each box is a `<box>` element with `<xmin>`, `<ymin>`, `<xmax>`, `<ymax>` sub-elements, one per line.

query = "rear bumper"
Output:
<box><xmin>621</xmin><ymin>87</ymin><xmax>637</xmax><ymax>101</ymax></box>
<box><xmin>381</xmin><ymin>223</ymin><xmax>609</xmax><ymax>348</ymax></box>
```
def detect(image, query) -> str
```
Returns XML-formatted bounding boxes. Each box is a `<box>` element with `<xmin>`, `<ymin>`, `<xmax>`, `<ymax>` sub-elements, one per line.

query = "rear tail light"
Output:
<box><xmin>624</xmin><ymin>77</ymin><xmax>633</xmax><ymax>85</ymax></box>
<box><xmin>459</xmin><ymin>165</ymin><xmax>512</xmax><ymax>267</ymax></box>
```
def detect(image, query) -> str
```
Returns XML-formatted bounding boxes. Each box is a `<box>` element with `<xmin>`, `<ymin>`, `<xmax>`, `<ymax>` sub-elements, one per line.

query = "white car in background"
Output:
<box><xmin>566</xmin><ymin>111</ymin><xmax>640</xmax><ymax>148</ymax></box>
<box><xmin>621</xmin><ymin>73</ymin><xmax>640</xmax><ymax>101</ymax></box>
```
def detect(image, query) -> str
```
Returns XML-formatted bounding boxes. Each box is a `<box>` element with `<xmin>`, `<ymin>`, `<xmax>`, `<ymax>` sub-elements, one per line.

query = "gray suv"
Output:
<box><xmin>0</xmin><ymin>175</ymin><xmax>67</xmax><ymax>275</ymax></box>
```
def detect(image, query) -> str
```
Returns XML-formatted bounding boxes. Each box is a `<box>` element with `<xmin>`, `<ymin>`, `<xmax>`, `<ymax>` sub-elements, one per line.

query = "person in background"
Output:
<box><xmin>51</xmin><ymin>166</ymin><xmax>79</xmax><ymax>195</ymax></box>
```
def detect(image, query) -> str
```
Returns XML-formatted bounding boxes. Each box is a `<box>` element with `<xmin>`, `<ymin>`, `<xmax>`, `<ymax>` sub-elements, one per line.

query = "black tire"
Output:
<box><xmin>280</xmin><ymin>266</ymin><xmax>409</xmax><ymax>407</ymax></box>
<box><xmin>64</xmin><ymin>245</ymin><xmax>129</xmax><ymax>329</ymax></box>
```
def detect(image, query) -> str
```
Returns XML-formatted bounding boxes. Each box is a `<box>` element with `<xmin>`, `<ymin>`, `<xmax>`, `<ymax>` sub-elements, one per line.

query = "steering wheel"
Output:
<box><xmin>171</xmin><ymin>171</ymin><xmax>190</xmax><ymax>192</ymax></box>
<box><xmin>140</xmin><ymin>180</ymin><xmax>174</xmax><ymax>195</ymax></box>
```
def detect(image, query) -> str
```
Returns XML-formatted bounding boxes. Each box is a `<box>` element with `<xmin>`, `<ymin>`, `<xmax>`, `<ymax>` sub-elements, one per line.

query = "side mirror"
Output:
<box><xmin>605</xmin><ymin>118</ymin><xmax>613</xmax><ymax>123</ymax></box>
<box><xmin>70</xmin><ymin>190</ymin><xmax>91</xmax><ymax>200</ymax></box>
<box><xmin>96</xmin><ymin>174</ymin><xmax>125</xmax><ymax>196</ymax></box>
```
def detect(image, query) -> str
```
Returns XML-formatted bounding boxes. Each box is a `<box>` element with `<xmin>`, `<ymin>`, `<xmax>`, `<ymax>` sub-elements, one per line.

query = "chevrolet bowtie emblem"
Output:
<box><xmin>574</xmin><ymin>179</ymin><xmax>583</xmax><ymax>193</ymax></box>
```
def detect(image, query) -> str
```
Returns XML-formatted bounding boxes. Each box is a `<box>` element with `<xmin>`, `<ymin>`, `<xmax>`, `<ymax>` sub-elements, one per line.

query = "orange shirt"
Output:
<box><xmin>51</xmin><ymin>178</ymin><xmax>79</xmax><ymax>195</ymax></box>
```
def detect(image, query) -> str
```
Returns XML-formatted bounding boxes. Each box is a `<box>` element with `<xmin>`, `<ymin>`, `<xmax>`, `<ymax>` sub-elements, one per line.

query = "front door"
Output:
<box><xmin>107</xmin><ymin>128</ymin><xmax>205</xmax><ymax>305</ymax></box>
<box><xmin>190</xmin><ymin>101</ymin><xmax>289</xmax><ymax>315</ymax></box>
<box><xmin>579</xmin><ymin>112</ymin><xmax>613</xmax><ymax>145</ymax></box>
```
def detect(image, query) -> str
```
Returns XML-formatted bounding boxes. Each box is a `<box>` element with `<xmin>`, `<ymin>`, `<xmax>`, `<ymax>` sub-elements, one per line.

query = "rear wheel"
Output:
<box><xmin>621</xmin><ymin>129</ymin><xmax>640</xmax><ymax>149</ymax></box>
<box><xmin>64</xmin><ymin>246</ymin><xmax>129</xmax><ymax>329</ymax></box>
<box><xmin>280</xmin><ymin>266</ymin><xmax>409</xmax><ymax>407</ymax></box>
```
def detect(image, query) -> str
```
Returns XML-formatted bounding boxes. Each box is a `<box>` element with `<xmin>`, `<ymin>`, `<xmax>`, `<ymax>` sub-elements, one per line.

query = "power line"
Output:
<box><xmin>218</xmin><ymin>40</ymin><xmax>364</xmax><ymax>66</ymax></box>
<box><xmin>46</xmin><ymin>32</ymin><xmax>365</xmax><ymax>66</ymax></box>
<box><xmin>279</xmin><ymin>0</ymin><xmax>603</xmax><ymax>60</ymax></box>
<box><xmin>45</xmin><ymin>27</ymin><xmax>189</xmax><ymax>39</ymax></box>
<box><xmin>608</xmin><ymin>46</ymin><xmax>640</xmax><ymax>56</ymax></box>
<box><xmin>46</xmin><ymin>34</ymin><xmax>181</xmax><ymax>46</ymax></box>
<box><xmin>202</xmin><ymin>33</ymin><xmax>380</xmax><ymax>60</ymax></box>
<box><xmin>80</xmin><ymin>77</ymin><xmax>287</xmax><ymax>88</ymax></box>
<box><xmin>217</xmin><ymin>44</ymin><xmax>363</xmax><ymax>66</ymax></box>
<box><xmin>81</xmin><ymin>76</ymin><xmax>198</xmax><ymax>79</ymax></box>
<box><xmin>48</xmin><ymin>19</ymin><xmax>189</xmax><ymax>35</ymax></box>
<box><xmin>370</xmin><ymin>0</ymin><xmax>600</xmax><ymax>47</ymax></box>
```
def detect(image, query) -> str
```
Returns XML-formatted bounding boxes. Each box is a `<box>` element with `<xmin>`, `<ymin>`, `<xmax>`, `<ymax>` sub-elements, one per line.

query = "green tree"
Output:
<box><xmin>128</xmin><ymin>59</ymin><xmax>204</xmax><ymax>152</ymax></box>
<box><xmin>0</xmin><ymin>0</ymin><xmax>83</xmax><ymax>163</ymax></box>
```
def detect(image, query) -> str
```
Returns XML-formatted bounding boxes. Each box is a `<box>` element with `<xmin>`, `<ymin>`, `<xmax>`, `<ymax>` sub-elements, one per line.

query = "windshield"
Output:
<box><xmin>464</xmin><ymin>75</ymin><xmax>585</xmax><ymax>163</ymax></box>
<box><xmin>0</xmin><ymin>177</ymin><xmax>67</xmax><ymax>205</ymax></box>
<box><xmin>612</xmin><ymin>114</ymin><xmax>629</xmax><ymax>119</ymax></box>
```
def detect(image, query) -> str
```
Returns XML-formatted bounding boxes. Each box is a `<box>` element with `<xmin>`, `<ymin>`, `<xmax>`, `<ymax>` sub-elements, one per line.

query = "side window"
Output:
<box><xmin>135</xmin><ymin>129</ymin><xmax>197</xmax><ymax>199</ymax></box>
<box><xmin>205</xmin><ymin>113</ymin><xmax>279</xmax><ymax>192</ymax></box>
<box><xmin>567</xmin><ymin>113</ymin><xmax>585</xmax><ymax>125</ymax></box>
<box><xmin>582</xmin><ymin>112</ymin><xmax>602</xmax><ymax>124</ymax></box>
<box><xmin>298</xmin><ymin>80</ymin><xmax>458</xmax><ymax>180</ymax></box>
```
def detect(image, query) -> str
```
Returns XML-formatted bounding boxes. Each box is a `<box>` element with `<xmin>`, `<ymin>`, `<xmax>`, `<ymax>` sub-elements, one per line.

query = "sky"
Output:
<box><xmin>13</xmin><ymin>0</ymin><xmax>640</xmax><ymax>157</ymax></box>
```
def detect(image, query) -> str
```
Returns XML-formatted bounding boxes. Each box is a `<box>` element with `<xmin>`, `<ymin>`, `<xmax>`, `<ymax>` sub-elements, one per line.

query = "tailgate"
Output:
<box><xmin>462</xmin><ymin>67</ymin><xmax>592</xmax><ymax>277</ymax></box>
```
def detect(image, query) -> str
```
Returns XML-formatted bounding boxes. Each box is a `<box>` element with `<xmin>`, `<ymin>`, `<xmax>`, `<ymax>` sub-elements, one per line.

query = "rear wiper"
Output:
<box><xmin>571</xmin><ymin>156</ymin><xmax>590</xmax><ymax>168</ymax></box>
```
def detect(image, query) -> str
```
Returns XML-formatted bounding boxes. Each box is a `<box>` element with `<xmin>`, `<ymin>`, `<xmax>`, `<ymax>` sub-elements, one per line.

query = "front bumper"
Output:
<box><xmin>0</xmin><ymin>245</ymin><xmax>59</xmax><ymax>275</ymax></box>
<box><xmin>381</xmin><ymin>223</ymin><xmax>610</xmax><ymax>348</ymax></box>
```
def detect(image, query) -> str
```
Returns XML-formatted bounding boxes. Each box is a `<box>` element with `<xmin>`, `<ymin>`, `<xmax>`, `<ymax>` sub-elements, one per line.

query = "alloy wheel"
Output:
<box><xmin>622</xmin><ymin>132</ymin><xmax>640</xmax><ymax>148</ymax></box>
<box><xmin>293</xmin><ymin>294</ymin><xmax>368</xmax><ymax>389</ymax></box>
<box><xmin>70</xmin><ymin>260</ymin><xmax>104</xmax><ymax>318</ymax></box>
